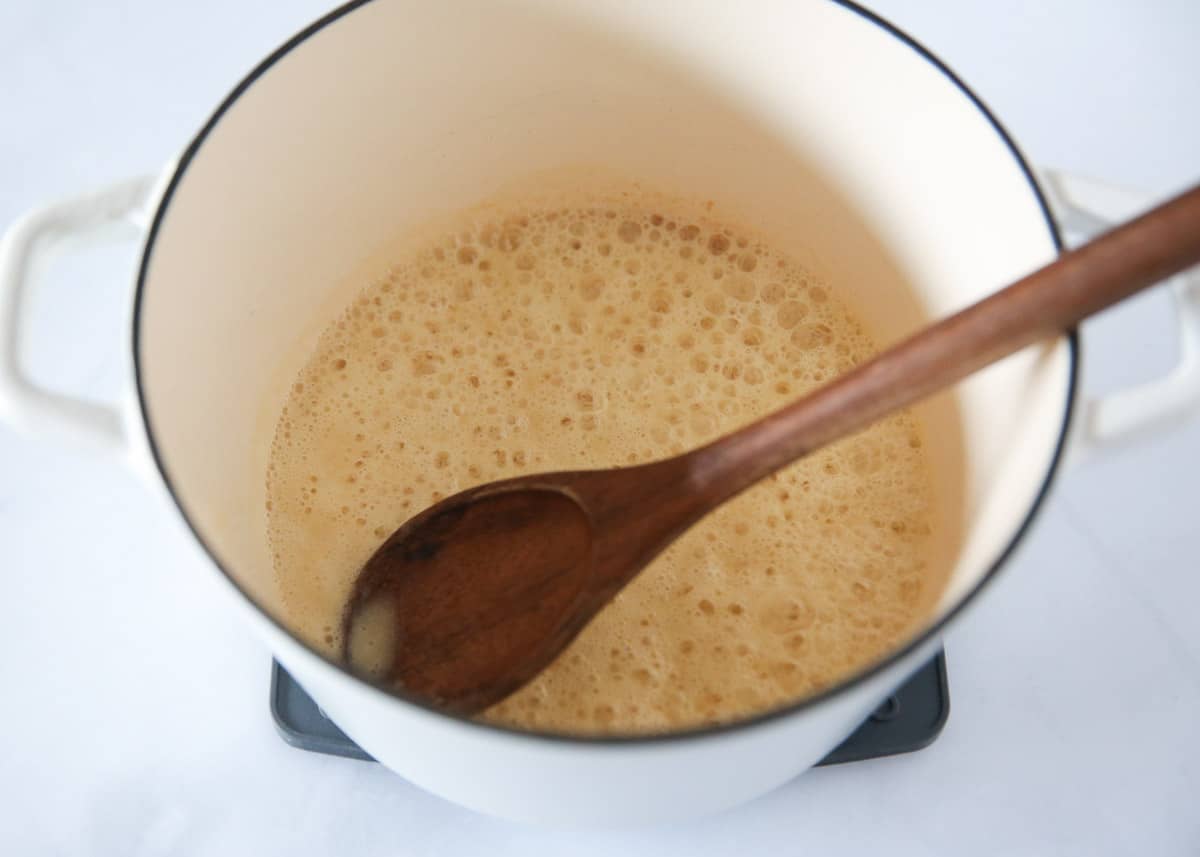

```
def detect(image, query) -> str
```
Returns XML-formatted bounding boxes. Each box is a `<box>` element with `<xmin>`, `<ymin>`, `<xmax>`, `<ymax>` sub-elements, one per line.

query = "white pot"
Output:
<box><xmin>4</xmin><ymin>0</ymin><xmax>1199</xmax><ymax>827</ymax></box>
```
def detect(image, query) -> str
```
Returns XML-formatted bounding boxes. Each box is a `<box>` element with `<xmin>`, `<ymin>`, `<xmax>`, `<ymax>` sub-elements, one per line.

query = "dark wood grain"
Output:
<box><xmin>342</xmin><ymin>183</ymin><xmax>1200</xmax><ymax>714</ymax></box>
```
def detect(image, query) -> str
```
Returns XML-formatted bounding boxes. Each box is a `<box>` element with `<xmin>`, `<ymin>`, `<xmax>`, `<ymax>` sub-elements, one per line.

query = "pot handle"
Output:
<box><xmin>0</xmin><ymin>176</ymin><xmax>155</xmax><ymax>452</ymax></box>
<box><xmin>1039</xmin><ymin>169</ymin><xmax>1200</xmax><ymax>464</ymax></box>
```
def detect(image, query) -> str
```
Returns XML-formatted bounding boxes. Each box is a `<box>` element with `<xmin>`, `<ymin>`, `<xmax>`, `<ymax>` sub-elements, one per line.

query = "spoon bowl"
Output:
<box><xmin>343</xmin><ymin>481</ymin><xmax>596</xmax><ymax>713</ymax></box>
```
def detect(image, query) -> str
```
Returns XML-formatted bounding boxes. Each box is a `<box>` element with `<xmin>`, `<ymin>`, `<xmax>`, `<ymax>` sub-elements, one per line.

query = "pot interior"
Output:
<box><xmin>137</xmin><ymin>0</ymin><xmax>1068</xmax><ymax>712</ymax></box>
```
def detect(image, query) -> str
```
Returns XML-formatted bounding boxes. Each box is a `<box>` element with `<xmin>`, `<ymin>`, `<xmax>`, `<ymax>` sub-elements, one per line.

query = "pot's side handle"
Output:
<box><xmin>1039</xmin><ymin>169</ymin><xmax>1200</xmax><ymax>465</ymax></box>
<box><xmin>0</xmin><ymin>176</ymin><xmax>155</xmax><ymax>452</ymax></box>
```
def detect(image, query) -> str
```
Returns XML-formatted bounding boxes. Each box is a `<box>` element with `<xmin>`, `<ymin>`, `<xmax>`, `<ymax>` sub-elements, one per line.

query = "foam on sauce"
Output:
<box><xmin>266</xmin><ymin>188</ymin><xmax>937</xmax><ymax>735</ymax></box>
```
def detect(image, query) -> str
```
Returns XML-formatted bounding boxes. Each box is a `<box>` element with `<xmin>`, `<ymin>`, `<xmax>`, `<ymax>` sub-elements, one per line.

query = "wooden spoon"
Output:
<box><xmin>341</xmin><ymin>183</ymin><xmax>1200</xmax><ymax>715</ymax></box>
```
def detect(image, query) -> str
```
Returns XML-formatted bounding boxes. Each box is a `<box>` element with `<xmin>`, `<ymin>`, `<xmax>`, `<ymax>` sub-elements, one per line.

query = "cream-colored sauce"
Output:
<box><xmin>267</xmin><ymin>188</ymin><xmax>936</xmax><ymax>735</ymax></box>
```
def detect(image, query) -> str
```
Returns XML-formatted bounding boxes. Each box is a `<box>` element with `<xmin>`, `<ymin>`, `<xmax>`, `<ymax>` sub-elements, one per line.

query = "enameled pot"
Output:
<box><xmin>4</xmin><ymin>0</ymin><xmax>1198</xmax><ymax>825</ymax></box>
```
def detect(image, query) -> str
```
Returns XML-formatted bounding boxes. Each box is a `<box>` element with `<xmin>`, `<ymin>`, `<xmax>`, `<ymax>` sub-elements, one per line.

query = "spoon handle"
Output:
<box><xmin>690</xmin><ymin>183</ymin><xmax>1200</xmax><ymax>499</ymax></box>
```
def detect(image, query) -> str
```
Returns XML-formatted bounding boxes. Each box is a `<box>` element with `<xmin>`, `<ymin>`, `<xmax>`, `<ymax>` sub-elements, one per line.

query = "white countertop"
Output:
<box><xmin>2</xmin><ymin>1</ymin><xmax>1198</xmax><ymax>854</ymax></box>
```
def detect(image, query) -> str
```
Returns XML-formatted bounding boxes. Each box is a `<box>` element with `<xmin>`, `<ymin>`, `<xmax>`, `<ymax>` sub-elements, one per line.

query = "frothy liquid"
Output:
<box><xmin>266</xmin><ymin>187</ymin><xmax>936</xmax><ymax>735</ymax></box>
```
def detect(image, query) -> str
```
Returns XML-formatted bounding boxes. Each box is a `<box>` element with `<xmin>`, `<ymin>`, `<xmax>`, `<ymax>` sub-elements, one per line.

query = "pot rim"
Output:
<box><xmin>132</xmin><ymin>0</ymin><xmax>1076</xmax><ymax>747</ymax></box>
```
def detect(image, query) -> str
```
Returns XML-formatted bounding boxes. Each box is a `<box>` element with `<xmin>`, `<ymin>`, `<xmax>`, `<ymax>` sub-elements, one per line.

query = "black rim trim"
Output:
<box><xmin>132</xmin><ymin>0</ymin><xmax>1075</xmax><ymax>747</ymax></box>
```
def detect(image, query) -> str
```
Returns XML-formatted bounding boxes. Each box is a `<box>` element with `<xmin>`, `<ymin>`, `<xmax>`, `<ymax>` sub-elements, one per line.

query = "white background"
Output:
<box><xmin>2</xmin><ymin>1</ymin><xmax>1198</xmax><ymax>854</ymax></box>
